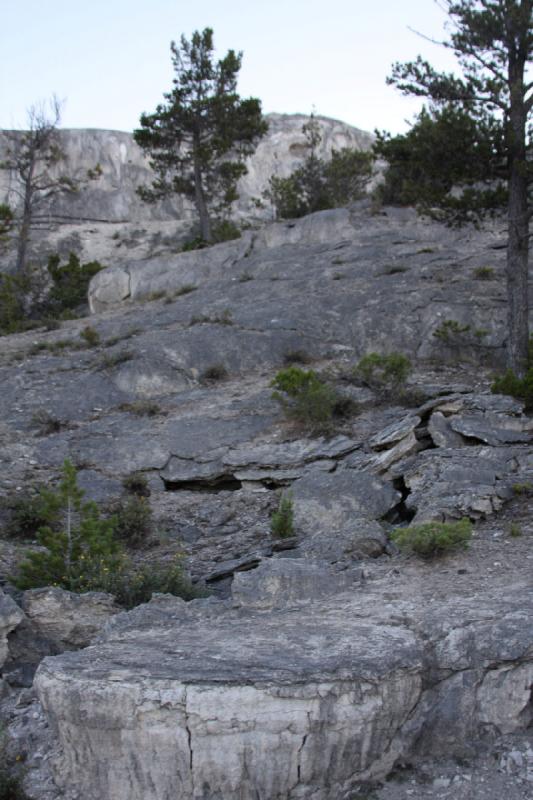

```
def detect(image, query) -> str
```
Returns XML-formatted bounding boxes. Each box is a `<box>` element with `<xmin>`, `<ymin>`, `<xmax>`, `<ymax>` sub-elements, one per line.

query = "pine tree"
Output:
<box><xmin>378</xmin><ymin>1</ymin><xmax>533</xmax><ymax>375</ymax></box>
<box><xmin>15</xmin><ymin>460</ymin><xmax>121</xmax><ymax>593</ymax></box>
<box><xmin>134</xmin><ymin>28</ymin><xmax>268</xmax><ymax>243</ymax></box>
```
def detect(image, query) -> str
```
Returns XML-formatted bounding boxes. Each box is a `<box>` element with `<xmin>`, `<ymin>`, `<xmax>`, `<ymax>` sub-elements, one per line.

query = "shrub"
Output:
<box><xmin>0</xmin><ymin>274</ymin><xmax>28</xmax><ymax>335</ymax></box>
<box><xmin>433</xmin><ymin>319</ymin><xmax>471</xmax><ymax>343</ymax></box>
<box><xmin>212</xmin><ymin>219</ymin><xmax>241</xmax><ymax>242</ymax></box>
<box><xmin>112</xmin><ymin>495</ymin><xmax>153</xmax><ymax>549</ymax></box>
<box><xmin>391</xmin><ymin>518</ymin><xmax>472</xmax><ymax>558</ymax></box>
<box><xmin>270</xmin><ymin>493</ymin><xmax>295</xmax><ymax>539</ymax></box>
<box><xmin>509</xmin><ymin>522</ymin><xmax>522</xmax><ymax>538</ymax></box>
<box><xmin>45</xmin><ymin>253</ymin><xmax>103</xmax><ymax>314</ymax></box>
<box><xmin>98</xmin><ymin>350</ymin><xmax>134</xmax><ymax>369</ymax></box>
<box><xmin>473</xmin><ymin>266</ymin><xmax>495</xmax><ymax>280</ymax></box>
<box><xmin>13</xmin><ymin>460</ymin><xmax>122</xmax><ymax>593</ymax></box>
<box><xmin>283</xmin><ymin>349</ymin><xmax>314</xmax><ymax>365</ymax></box>
<box><xmin>1</xmin><ymin>486</ymin><xmax>61</xmax><ymax>541</ymax></box>
<box><xmin>173</xmin><ymin>284</ymin><xmax>197</xmax><ymax>297</ymax></box>
<box><xmin>122</xmin><ymin>472</ymin><xmax>151</xmax><ymax>497</ymax></box>
<box><xmin>353</xmin><ymin>352</ymin><xmax>411</xmax><ymax>395</ymax></box>
<box><xmin>271</xmin><ymin>366</ymin><xmax>339</xmax><ymax>432</ymax></box>
<box><xmin>10</xmin><ymin>462</ymin><xmax>200</xmax><ymax>610</ymax></box>
<box><xmin>492</xmin><ymin>368</ymin><xmax>533</xmax><ymax>409</ymax></box>
<box><xmin>118</xmin><ymin>400</ymin><xmax>161</xmax><ymax>417</ymax></box>
<box><xmin>200</xmin><ymin>363</ymin><xmax>228</xmax><ymax>384</ymax></box>
<box><xmin>0</xmin><ymin>731</ymin><xmax>28</xmax><ymax>800</ymax></box>
<box><xmin>99</xmin><ymin>559</ymin><xmax>202</xmax><ymax>610</ymax></box>
<box><xmin>80</xmin><ymin>326</ymin><xmax>100</xmax><ymax>347</ymax></box>
<box><xmin>271</xmin><ymin>366</ymin><xmax>357</xmax><ymax>430</ymax></box>
<box><xmin>30</xmin><ymin>409</ymin><xmax>63</xmax><ymax>435</ymax></box>
<box><xmin>265</xmin><ymin>115</ymin><xmax>373</xmax><ymax>219</ymax></box>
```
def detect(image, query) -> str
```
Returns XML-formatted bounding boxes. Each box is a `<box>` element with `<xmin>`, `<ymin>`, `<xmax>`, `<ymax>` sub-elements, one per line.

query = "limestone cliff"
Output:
<box><xmin>0</xmin><ymin>113</ymin><xmax>373</xmax><ymax>226</ymax></box>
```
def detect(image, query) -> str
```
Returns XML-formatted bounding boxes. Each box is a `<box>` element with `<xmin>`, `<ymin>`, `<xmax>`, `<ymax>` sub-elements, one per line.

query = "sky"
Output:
<box><xmin>1</xmin><ymin>0</ymin><xmax>460</xmax><ymax>136</ymax></box>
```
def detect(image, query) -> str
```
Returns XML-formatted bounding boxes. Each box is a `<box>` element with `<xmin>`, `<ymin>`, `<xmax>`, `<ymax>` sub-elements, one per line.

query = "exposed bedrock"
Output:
<box><xmin>35</xmin><ymin>578</ymin><xmax>533</xmax><ymax>800</ymax></box>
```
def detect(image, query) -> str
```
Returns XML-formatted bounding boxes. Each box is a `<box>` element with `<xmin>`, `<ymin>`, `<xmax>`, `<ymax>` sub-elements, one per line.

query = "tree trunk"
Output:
<box><xmin>192</xmin><ymin>136</ymin><xmax>212</xmax><ymax>242</ymax></box>
<box><xmin>15</xmin><ymin>162</ymin><xmax>35</xmax><ymax>277</ymax></box>
<box><xmin>506</xmin><ymin>31</ymin><xmax>530</xmax><ymax>376</ymax></box>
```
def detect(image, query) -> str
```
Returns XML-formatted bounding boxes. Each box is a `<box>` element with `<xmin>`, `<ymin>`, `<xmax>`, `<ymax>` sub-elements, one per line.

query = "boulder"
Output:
<box><xmin>20</xmin><ymin>587</ymin><xmax>120</xmax><ymax>651</ymax></box>
<box><xmin>34</xmin><ymin>583</ymin><xmax>533</xmax><ymax>800</ymax></box>
<box><xmin>290</xmin><ymin>468</ymin><xmax>399</xmax><ymax>561</ymax></box>
<box><xmin>0</xmin><ymin>591</ymin><xmax>24</xmax><ymax>670</ymax></box>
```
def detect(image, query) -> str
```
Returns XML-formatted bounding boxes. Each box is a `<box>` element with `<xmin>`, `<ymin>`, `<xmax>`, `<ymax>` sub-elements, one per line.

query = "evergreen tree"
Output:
<box><xmin>377</xmin><ymin>0</ymin><xmax>533</xmax><ymax>375</ymax></box>
<box><xmin>15</xmin><ymin>460</ymin><xmax>121</xmax><ymax>593</ymax></box>
<box><xmin>134</xmin><ymin>28</ymin><xmax>268</xmax><ymax>243</ymax></box>
<box><xmin>267</xmin><ymin>114</ymin><xmax>373</xmax><ymax>219</ymax></box>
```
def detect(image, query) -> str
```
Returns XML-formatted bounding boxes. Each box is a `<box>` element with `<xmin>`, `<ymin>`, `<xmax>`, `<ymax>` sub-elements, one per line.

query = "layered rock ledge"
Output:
<box><xmin>35</xmin><ymin>566</ymin><xmax>533</xmax><ymax>800</ymax></box>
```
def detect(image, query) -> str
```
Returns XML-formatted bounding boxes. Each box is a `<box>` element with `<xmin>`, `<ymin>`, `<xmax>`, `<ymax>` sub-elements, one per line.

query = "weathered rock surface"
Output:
<box><xmin>3</xmin><ymin>199</ymin><xmax>533</xmax><ymax>800</ymax></box>
<box><xmin>0</xmin><ymin>590</ymin><xmax>24</xmax><ymax>669</ymax></box>
<box><xmin>20</xmin><ymin>588</ymin><xmax>119</xmax><ymax>651</ymax></box>
<box><xmin>0</xmin><ymin>114</ymin><xmax>373</xmax><ymax>270</ymax></box>
<box><xmin>34</xmin><ymin>579</ymin><xmax>533</xmax><ymax>800</ymax></box>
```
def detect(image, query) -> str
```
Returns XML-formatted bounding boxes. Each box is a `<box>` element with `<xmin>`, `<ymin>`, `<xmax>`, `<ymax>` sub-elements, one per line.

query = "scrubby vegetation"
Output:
<box><xmin>492</xmin><ymin>368</ymin><xmax>533</xmax><ymax>409</ymax></box>
<box><xmin>266</xmin><ymin>115</ymin><xmax>373</xmax><ymax>219</ymax></box>
<box><xmin>391</xmin><ymin>518</ymin><xmax>472</xmax><ymax>558</ymax></box>
<box><xmin>10</xmin><ymin>461</ymin><xmax>198</xmax><ymax>608</ymax></box>
<box><xmin>0</xmin><ymin>253</ymin><xmax>103</xmax><ymax>335</ymax></box>
<box><xmin>352</xmin><ymin>352</ymin><xmax>411</xmax><ymax>398</ymax></box>
<box><xmin>0</xmin><ymin>731</ymin><xmax>28</xmax><ymax>800</ymax></box>
<box><xmin>271</xmin><ymin>366</ymin><xmax>355</xmax><ymax>432</ymax></box>
<box><xmin>270</xmin><ymin>493</ymin><xmax>295</xmax><ymax>539</ymax></box>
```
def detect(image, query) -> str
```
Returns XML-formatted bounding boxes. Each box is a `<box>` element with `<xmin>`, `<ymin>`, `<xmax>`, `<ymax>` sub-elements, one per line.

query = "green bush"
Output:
<box><xmin>492</xmin><ymin>367</ymin><xmax>533</xmax><ymax>409</ymax></box>
<box><xmin>271</xmin><ymin>366</ymin><xmax>357</xmax><ymax>431</ymax></box>
<box><xmin>1</xmin><ymin>486</ymin><xmax>61</xmax><ymax>541</ymax></box>
<box><xmin>271</xmin><ymin>367</ymin><xmax>338</xmax><ymax>432</ymax></box>
<box><xmin>265</xmin><ymin>115</ymin><xmax>372</xmax><ymax>219</ymax></box>
<box><xmin>80</xmin><ymin>326</ymin><xmax>100</xmax><ymax>347</ymax></box>
<box><xmin>122</xmin><ymin>472</ymin><xmax>151</xmax><ymax>497</ymax></box>
<box><xmin>112</xmin><ymin>495</ymin><xmax>153</xmax><ymax>549</ymax></box>
<box><xmin>45</xmin><ymin>253</ymin><xmax>103</xmax><ymax>314</ymax></box>
<box><xmin>99</xmin><ymin>559</ymin><xmax>202</xmax><ymax>610</ymax></box>
<box><xmin>353</xmin><ymin>352</ymin><xmax>411</xmax><ymax>394</ymax></box>
<box><xmin>200</xmin><ymin>363</ymin><xmax>228</xmax><ymax>383</ymax></box>
<box><xmin>13</xmin><ymin>460</ymin><xmax>122</xmax><ymax>593</ymax></box>
<box><xmin>10</xmin><ymin>462</ymin><xmax>200</xmax><ymax>609</ymax></box>
<box><xmin>271</xmin><ymin>493</ymin><xmax>295</xmax><ymax>538</ymax></box>
<box><xmin>391</xmin><ymin>518</ymin><xmax>472</xmax><ymax>558</ymax></box>
<box><xmin>433</xmin><ymin>319</ymin><xmax>471</xmax><ymax>343</ymax></box>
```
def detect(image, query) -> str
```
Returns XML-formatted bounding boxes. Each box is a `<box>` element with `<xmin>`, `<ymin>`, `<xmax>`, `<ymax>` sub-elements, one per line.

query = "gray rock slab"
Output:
<box><xmin>403</xmin><ymin>446</ymin><xmax>521</xmax><ymax>521</ymax></box>
<box><xmin>33</xmin><ymin>583</ymin><xmax>533</xmax><ymax>800</ymax></box>
<box><xmin>35</xmin><ymin>597</ymin><xmax>424</xmax><ymax>800</ymax></box>
<box><xmin>290</xmin><ymin>468</ymin><xmax>399</xmax><ymax>561</ymax></box>
<box><xmin>450</xmin><ymin>412</ymin><xmax>532</xmax><ymax>446</ymax></box>
<box><xmin>231</xmin><ymin>558</ymin><xmax>361</xmax><ymax>610</ymax></box>
<box><xmin>370</xmin><ymin>415</ymin><xmax>421</xmax><ymax>450</ymax></box>
<box><xmin>428</xmin><ymin>411</ymin><xmax>467</xmax><ymax>448</ymax></box>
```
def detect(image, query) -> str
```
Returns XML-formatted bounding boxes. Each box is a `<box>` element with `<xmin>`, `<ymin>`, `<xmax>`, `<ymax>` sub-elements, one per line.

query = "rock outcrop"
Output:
<box><xmin>0</xmin><ymin>113</ymin><xmax>372</xmax><ymax>227</ymax></box>
<box><xmin>34</xmin><ymin>576</ymin><xmax>533</xmax><ymax>800</ymax></box>
<box><xmin>2</xmin><ymin>201</ymin><xmax>533</xmax><ymax>800</ymax></box>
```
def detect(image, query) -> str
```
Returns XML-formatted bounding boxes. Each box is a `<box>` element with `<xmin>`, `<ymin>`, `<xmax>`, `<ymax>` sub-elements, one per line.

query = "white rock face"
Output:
<box><xmin>0</xmin><ymin>114</ymin><xmax>372</xmax><ymax>227</ymax></box>
<box><xmin>35</xmin><ymin>582</ymin><xmax>533</xmax><ymax>800</ymax></box>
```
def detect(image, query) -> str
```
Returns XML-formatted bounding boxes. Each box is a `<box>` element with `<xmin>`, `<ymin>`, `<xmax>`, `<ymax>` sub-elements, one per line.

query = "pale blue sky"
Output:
<box><xmin>1</xmin><ymin>0</ymin><xmax>458</xmax><ymax>134</ymax></box>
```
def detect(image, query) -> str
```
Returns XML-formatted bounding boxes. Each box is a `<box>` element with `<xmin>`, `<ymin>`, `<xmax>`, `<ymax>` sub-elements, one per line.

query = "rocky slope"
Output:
<box><xmin>1</xmin><ymin>204</ymin><xmax>533</xmax><ymax>799</ymax></box>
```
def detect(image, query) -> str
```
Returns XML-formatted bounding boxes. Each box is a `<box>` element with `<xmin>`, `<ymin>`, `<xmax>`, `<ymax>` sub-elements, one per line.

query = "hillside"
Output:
<box><xmin>1</xmin><ymin>188</ymin><xmax>533</xmax><ymax>795</ymax></box>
